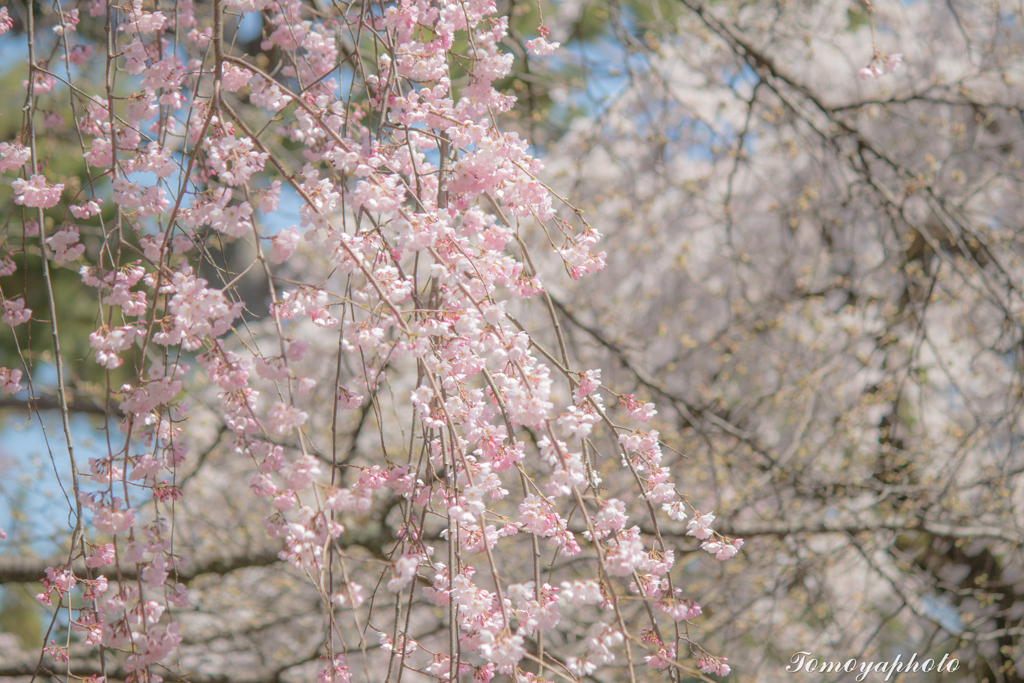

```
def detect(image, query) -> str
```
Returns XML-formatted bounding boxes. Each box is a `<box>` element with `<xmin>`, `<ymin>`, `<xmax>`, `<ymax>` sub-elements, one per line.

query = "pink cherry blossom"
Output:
<box><xmin>387</xmin><ymin>553</ymin><xmax>422</xmax><ymax>593</ymax></box>
<box><xmin>661</xmin><ymin>500</ymin><xmax>688</xmax><ymax>521</ymax></box>
<box><xmin>702</xmin><ymin>538</ymin><xmax>744</xmax><ymax>561</ymax></box>
<box><xmin>269</xmin><ymin>228</ymin><xmax>300</xmax><ymax>263</ymax></box>
<box><xmin>698</xmin><ymin>655</ymin><xmax>731</xmax><ymax>676</ymax></box>
<box><xmin>88</xmin><ymin>325</ymin><xmax>138</xmax><ymax>369</ymax></box>
<box><xmin>859</xmin><ymin>51</ymin><xmax>903</xmax><ymax>79</ymax></box>
<box><xmin>70</xmin><ymin>200</ymin><xmax>102</xmax><ymax>219</ymax></box>
<box><xmin>93</xmin><ymin>505</ymin><xmax>136</xmax><ymax>534</ymax></box>
<box><xmin>525</xmin><ymin>36</ymin><xmax>560</xmax><ymax>57</ymax></box>
<box><xmin>85</xmin><ymin>544</ymin><xmax>116</xmax><ymax>568</ymax></box>
<box><xmin>12</xmin><ymin>174</ymin><xmax>64</xmax><ymax>208</ymax></box>
<box><xmin>53</xmin><ymin>9</ymin><xmax>80</xmax><ymax>35</ymax></box>
<box><xmin>686</xmin><ymin>511</ymin><xmax>715</xmax><ymax>540</ymax></box>
<box><xmin>0</xmin><ymin>367</ymin><xmax>24</xmax><ymax>395</ymax></box>
<box><xmin>266</xmin><ymin>401</ymin><xmax>308</xmax><ymax>436</ymax></box>
<box><xmin>69</xmin><ymin>44</ymin><xmax>94</xmax><ymax>66</ymax></box>
<box><xmin>655</xmin><ymin>597</ymin><xmax>702</xmax><ymax>621</ymax></box>
<box><xmin>2</xmin><ymin>298</ymin><xmax>31</xmax><ymax>326</ymax></box>
<box><xmin>46</xmin><ymin>226</ymin><xmax>86</xmax><ymax>263</ymax></box>
<box><xmin>477</xmin><ymin>630</ymin><xmax>525</xmax><ymax>674</ymax></box>
<box><xmin>0</xmin><ymin>142</ymin><xmax>30</xmax><ymax>172</ymax></box>
<box><xmin>282</xmin><ymin>454</ymin><xmax>321</xmax><ymax>490</ymax></box>
<box><xmin>0</xmin><ymin>0</ymin><xmax>765</xmax><ymax>675</ymax></box>
<box><xmin>645</xmin><ymin>643</ymin><xmax>677</xmax><ymax>670</ymax></box>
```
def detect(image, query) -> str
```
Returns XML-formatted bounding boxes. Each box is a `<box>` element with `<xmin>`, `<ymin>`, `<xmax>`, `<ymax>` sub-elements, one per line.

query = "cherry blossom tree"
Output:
<box><xmin>0</xmin><ymin>0</ymin><xmax>742</xmax><ymax>680</ymax></box>
<box><xmin>1</xmin><ymin>0</ymin><xmax>1023</xmax><ymax>681</ymax></box>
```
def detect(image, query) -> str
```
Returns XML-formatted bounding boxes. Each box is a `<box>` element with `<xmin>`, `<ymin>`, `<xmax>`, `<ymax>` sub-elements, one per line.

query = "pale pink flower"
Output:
<box><xmin>559</xmin><ymin>579</ymin><xmax>604</xmax><ymax>606</ymax></box>
<box><xmin>858</xmin><ymin>66</ymin><xmax>880</xmax><ymax>80</ymax></box>
<box><xmin>573</xmin><ymin>368</ymin><xmax>601</xmax><ymax>403</ymax></box>
<box><xmin>254</xmin><ymin>355</ymin><xmax>289</xmax><ymax>381</ymax></box>
<box><xmin>331</xmin><ymin>582</ymin><xmax>367</xmax><ymax>608</ymax></box>
<box><xmin>119</xmin><ymin>0</ymin><xmax>167</xmax><ymax>34</ymax></box>
<box><xmin>45</xmin><ymin>566</ymin><xmax>77</xmax><ymax>593</ymax></box>
<box><xmin>128</xmin><ymin>452</ymin><xmax>164</xmax><ymax>481</ymax></box>
<box><xmin>88</xmin><ymin>325</ymin><xmax>138</xmax><ymax>369</ymax></box>
<box><xmin>655</xmin><ymin>598</ymin><xmax>702</xmax><ymax>621</ymax></box>
<box><xmin>0</xmin><ymin>8</ymin><xmax>13</xmax><ymax>34</ymax></box>
<box><xmin>298</xmin><ymin>377</ymin><xmax>316</xmax><ymax>396</ymax></box>
<box><xmin>70</xmin><ymin>200</ymin><xmax>102</xmax><ymax>219</ymax></box>
<box><xmin>249</xmin><ymin>74</ymin><xmax>290</xmax><ymax>111</ymax></box>
<box><xmin>661</xmin><ymin>500</ymin><xmax>688</xmax><ymax>521</ymax></box>
<box><xmin>89</xmin><ymin>574</ymin><xmax>109</xmax><ymax>597</ymax></box>
<box><xmin>269</xmin><ymin>228</ymin><xmax>300</xmax><ymax>263</ymax></box>
<box><xmin>250</xmin><ymin>473</ymin><xmax>277</xmax><ymax>498</ymax></box>
<box><xmin>592</xmin><ymin>498</ymin><xmax>627</xmax><ymax>538</ymax></box>
<box><xmin>557</xmin><ymin>404</ymin><xmax>599</xmax><ymax>438</ymax></box>
<box><xmin>12</xmin><ymin>175</ymin><xmax>64</xmax><ymax>209</ymax></box>
<box><xmin>0</xmin><ymin>367</ymin><xmax>24</xmax><ymax>395</ymax></box>
<box><xmin>187</xmin><ymin>26</ymin><xmax>212</xmax><ymax>46</ymax></box>
<box><xmin>387</xmin><ymin>553</ymin><xmax>421</xmax><ymax>593</ymax></box>
<box><xmin>645</xmin><ymin>643</ymin><xmax>676</xmax><ymax>670</ymax></box>
<box><xmin>604</xmin><ymin>530</ymin><xmax>646</xmax><ymax>576</ymax></box>
<box><xmin>620</xmin><ymin>394</ymin><xmax>657</xmax><ymax>421</ymax></box>
<box><xmin>702</xmin><ymin>538</ymin><xmax>743</xmax><ymax>561</ymax></box>
<box><xmin>282</xmin><ymin>454</ymin><xmax>321</xmax><ymax>490</ymax></box>
<box><xmin>23</xmin><ymin>71</ymin><xmax>56</xmax><ymax>94</ymax></box>
<box><xmin>258</xmin><ymin>180</ymin><xmax>282</xmax><ymax>213</ymax></box>
<box><xmin>336</xmin><ymin>385</ymin><xmax>363</xmax><ymax>409</ymax></box>
<box><xmin>53</xmin><ymin>9</ymin><xmax>80</xmax><ymax>35</ymax></box>
<box><xmin>46</xmin><ymin>226</ymin><xmax>86</xmax><ymax>262</ymax></box>
<box><xmin>124</xmin><ymin>90</ymin><xmax>157</xmax><ymax>123</ymax></box>
<box><xmin>473</xmin><ymin>663</ymin><xmax>495</xmax><ymax>683</ymax></box>
<box><xmin>69</xmin><ymin>44</ymin><xmax>94</xmax><ymax>66</ymax></box>
<box><xmin>0</xmin><ymin>142</ymin><xmax>30</xmax><ymax>172</ymax></box>
<box><xmin>206</xmin><ymin>135</ymin><xmax>268</xmax><ymax>186</ymax></box>
<box><xmin>317</xmin><ymin>655</ymin><xmax>352</xmax><ymax>683</ymax></box>
<box><xmin>686</xmin><ymin>511</ymin><xmax>715</xmax><ymax>540</ymax></box>
<box><xmin>525</xmin><ymin>36</ymin><xmax>560</xmax><ymax>57</ymax></box>
<box><xmin>2</xmin><ymin>298</ymin><xmax>31</xmax><ymax>326</ymax></box>
<box><xmin>85</xmin><ymin>543</ymin><xmax>116</xmax><ymax>568</ymax></box>
<box><xmin>221</xmin><ymin>64</ymin><xmax>252</xmax><ymax>92</ymax></box>
<box><xmin>266</xmin><ymin>401</ymin><xmax>308</xmax><ymax>436</ymax></box>
<box><xmin>859</xmin><ymin>51</ymin><xmax>903</xmax><ymax>79</ymax></box>
<box><xmin>93</xmin><ymin>505</ymin><xmax>136</xmax><ymax>534</ymax></box>
<box><xmin>698</xmin><ymin>655</ymin><xmax>731</xmax><ymax>676</ymax></box>
<box><xmin>477</xmin><ymin>630</ymin><xmax>525</xmax><ymax>674</ymax></box>
<box><xmin>168</xmin><ymin>583</ymin><xmax>190</xmax><ymax>609</ymax></box>
<box><xmin>209</xmin><ymin>201</ymin><xmax>254</xmax><ymax>238</ymax></box>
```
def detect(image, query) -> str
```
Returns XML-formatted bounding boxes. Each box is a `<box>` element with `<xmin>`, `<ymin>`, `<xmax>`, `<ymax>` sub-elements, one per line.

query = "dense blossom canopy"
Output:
<box><xmin>0</xmin><ymin>0</ymin><xmax>743</xmax><ymax>680</ymax></box>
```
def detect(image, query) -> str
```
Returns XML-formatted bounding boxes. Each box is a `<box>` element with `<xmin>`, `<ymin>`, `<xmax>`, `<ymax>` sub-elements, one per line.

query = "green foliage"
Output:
<box><xmin>847</xmin><ymin>4</ymin><xmax>870</xmax><ymax>31</ymax></box>
<box><xmin>0</xmin><ymin>585</ymin><xmax>43</xmax><ymax>650</ymax></box>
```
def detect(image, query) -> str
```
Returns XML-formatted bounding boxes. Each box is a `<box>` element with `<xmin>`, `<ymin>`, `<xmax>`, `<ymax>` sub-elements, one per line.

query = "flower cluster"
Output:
<box><xmin>858</xmin><ymin>51</ymin><xmax>903</xmax><ymax>79</ymax></box>
<box><xmin>12</xmin><ymin>174</ymin><xmax>63</xmax><ymax>208</ymax></box>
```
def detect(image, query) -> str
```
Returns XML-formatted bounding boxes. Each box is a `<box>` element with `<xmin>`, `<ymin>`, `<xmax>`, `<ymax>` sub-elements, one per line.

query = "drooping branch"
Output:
<box><xmin>710</xmin><ymin>518</ymin><xmax>1024</xmax><ymax>545</ymax></box>
<box><xmin>0</xmin><ymin>657</ymin><xmax>289</xmax><ymax>683</ymax></box>
<box><xmin>0</xmin><ymin>545</ymin><xmax>283</xmax><ymax>586</ymax></box>
<box><xmin>0</xmin><ymin>395</ymin><xmax>122</xmax><ymax>418</ymax></box>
